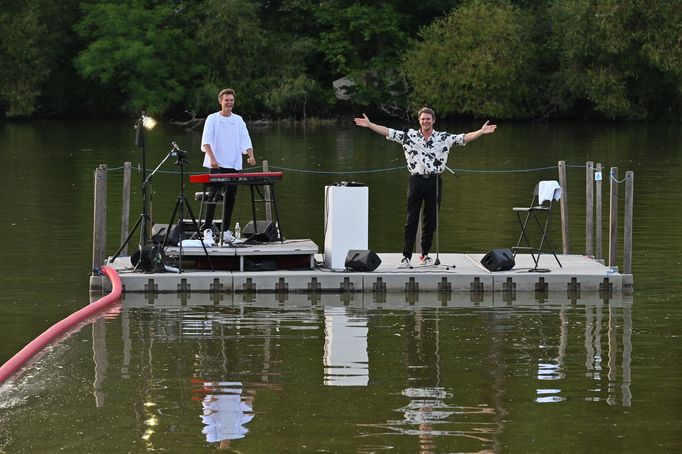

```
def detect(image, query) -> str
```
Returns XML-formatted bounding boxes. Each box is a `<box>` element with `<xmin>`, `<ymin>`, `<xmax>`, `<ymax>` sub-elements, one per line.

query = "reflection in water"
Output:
<box><xmin>82</xmin><ymin>294</ymin><xmax>634</xmax><ymax>452</ymax></box>
<box><xmin>195</xmin><ymin>381</ymin><xmax>254</xmax><ymax>448</ymax></box>
<box><xmin>323</xmin><ymin>306</ymin><xmax>369</xmax><ymax>386</ymax></box>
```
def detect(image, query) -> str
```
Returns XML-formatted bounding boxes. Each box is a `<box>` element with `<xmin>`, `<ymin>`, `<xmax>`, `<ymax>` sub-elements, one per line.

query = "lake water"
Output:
<box><xmin>0</xmin><ymin>119</ymin><xmax>680</xmax><ymax>452</ymax></box>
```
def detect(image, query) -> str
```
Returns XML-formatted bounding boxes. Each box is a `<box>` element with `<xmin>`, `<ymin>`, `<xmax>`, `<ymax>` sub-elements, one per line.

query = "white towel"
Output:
<box><xmin>538</xmin><ymin>180</ymin><xmax>561</xmax><ymax>204</ymax></box>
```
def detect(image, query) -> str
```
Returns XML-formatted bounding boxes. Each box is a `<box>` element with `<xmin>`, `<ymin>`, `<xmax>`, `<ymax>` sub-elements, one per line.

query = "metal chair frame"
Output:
<box><xmin>512</xmin><ymin>181</ymin><xmax>563</xmax><ymax>272</ymax></box>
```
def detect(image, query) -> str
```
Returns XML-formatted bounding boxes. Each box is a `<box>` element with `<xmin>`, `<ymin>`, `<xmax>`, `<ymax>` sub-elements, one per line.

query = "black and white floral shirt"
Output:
<box><xmin>387</xmin><ymin>128</ymin><xmax>465</xmax><ymax>175</ymax></box>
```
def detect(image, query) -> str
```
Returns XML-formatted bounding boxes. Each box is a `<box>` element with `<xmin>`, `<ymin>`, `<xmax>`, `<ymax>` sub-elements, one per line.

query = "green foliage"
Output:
<box><xmin>548</xmin><ymin>0</ymin><xmax>681</xmax><ymax>120</ymax></box>
<box><xmin>0</xmin><ymin>1</ymin><xmax>56</xmax><ymax>116</ymax></box>
<box><xmin>403</xmin><ymin>0</ymin><xmax>534</xmax><ymax>119</ymax></box>
<box><xmin>314</xmin><ymin>1</ymin><xmax>411</xmax><ymax>112</ymax></box>
<box><xmin>75</xmin><ymin>0</ymin><xmax>202</xmax><ymax>116</ymax></box>
<box><xmin>0</xmin><ymin>0</ymin><xmax>679</xmax><ymax>121</ymax></box>
<box><xmin>191</xmin><ymin>0</ymin><xmax>322</xmax><ymax>119</ymax></box>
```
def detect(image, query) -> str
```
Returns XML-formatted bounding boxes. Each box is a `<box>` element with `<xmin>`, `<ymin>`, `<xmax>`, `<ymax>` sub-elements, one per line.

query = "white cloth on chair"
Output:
<box><xmin>538</xmin><ymin>180</ymin><xmax>561</xmax><ymax>204</ymax></box>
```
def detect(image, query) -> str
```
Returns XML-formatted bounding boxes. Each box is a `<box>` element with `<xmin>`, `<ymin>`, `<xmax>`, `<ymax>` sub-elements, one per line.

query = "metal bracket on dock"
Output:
<box><xmin>242</xmin><ymin>278</ymin><xmax>256</xmax><ymax>293</ymax></box>
<box><xmin>145</xmin><ymin>279</ymin><xmax>158</xmax><ymax>293</ymax></box>
<box><xmin>503</xmin><ymin>277</ymin><xmax>516</xmax><ymax>303</ymax></box>
<box><xmin>535</xmin><ymin>277</ymin><xmax>548</xmax><ymax>293</ymax></box>
<box><xmin>567</xmin><ymin>277</ymin><xmax>581</xmax><ymax>300</ymax></box>
<box><xmin>438</xmin><ymin>277</ymin><xmax>451</xmax><ymax>293</ymax></box>
<box><xmin>340</xmin><ymin>277</ymin><xmax>354</xmax><ymax>293</ymax></box>
<box><xmin>308</xmin><ymin>277</ymin><xmax>321</xmax><ymax>292</ymax></box>
<box><xmin>599</xmin><ymin>278</ymin><xmax>613</xmax><ymax>298</ymax></box>
<box><xmin>405</xmin><ymin>277</ymin><xmax>419</xmax><ymax>293</ymax></box>
<box><xmin>276</xmin><ymin>277</ymin><xmax>288</xmax><ymax>293</ymax></box>
<box><xmin>373</xmin><ymin>277</ymin><xmax>386</xmax><ymax>293</ymax></box>
<box><xmin>210</xmin><ymin>278</ymin><xmax>224</xmax><ymax>293</ymax></box>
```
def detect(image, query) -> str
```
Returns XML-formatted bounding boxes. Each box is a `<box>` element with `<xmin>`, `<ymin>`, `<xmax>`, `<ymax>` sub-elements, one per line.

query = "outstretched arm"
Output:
<box><xmin>464</xmin><ymin>121</ymin><xmax>497</xmax><ymax>144</ymax></box>
<box><xmin>354</xmin><ymin>114</ymin><xmax>389</xmax><ymax>137</ymax></box>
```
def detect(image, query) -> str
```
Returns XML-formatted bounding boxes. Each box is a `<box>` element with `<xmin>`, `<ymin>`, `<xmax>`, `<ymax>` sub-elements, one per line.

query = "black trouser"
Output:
<box><xmin>403</xmin><ymin>174</ymin><xmax>442</xmax><ymax>259</ymax></box>
<box><xmin>200</xmin><ymin>167</ymin><xmax>238</xmax><ymax>233</ymax></box>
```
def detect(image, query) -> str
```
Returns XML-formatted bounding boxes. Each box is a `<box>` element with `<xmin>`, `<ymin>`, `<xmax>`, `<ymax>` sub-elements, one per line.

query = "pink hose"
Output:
<box><xmin>0</xmin><ymin>266</ymin><xmax>122</xmax><ymax>384</ymax></box>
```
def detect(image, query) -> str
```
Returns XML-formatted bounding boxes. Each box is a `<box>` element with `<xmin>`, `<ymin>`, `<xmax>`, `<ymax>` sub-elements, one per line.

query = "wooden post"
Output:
<box><xmin>623</xmin><ymin>171</ymin><xmax>634</xmax><ymax>274</ymax></box>
<box><xmin>595</xmin><ymin>163</ymin><xmax>603</xmax><ymax>260</ymax></box>
<box><xmin>586</xmin><ymin>161</ymin><xmax>594</xmax><ymax>256</ymax></box>
<box><xmin>608</xmin><ymin>167</ymin><xmax>619</xmax><ymax>268</ymax></box>
<box><xmin>120</xmin><ymin>162</ymin><xmax>132</xmax><ymax>256</ymax></box>
<box><xmin>92</xmin><ymin>164</ymin><xmax>107</xmax><ymax>270</ymax></box>
<box><xmin>558</xmin><ymin>161</ymin><xmax>570</xmax><ymax>254</ymax></box>
<box><xmin>262</xmin><ymin>160</ymin><xmax>272</xmax><ymax>222</ymax></box>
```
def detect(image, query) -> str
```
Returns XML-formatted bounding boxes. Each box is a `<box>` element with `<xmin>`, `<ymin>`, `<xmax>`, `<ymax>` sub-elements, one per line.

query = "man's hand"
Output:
<box><xmin>480</xmin><ymin>120</ymin><xmax>497</xmax><ymax>135</ymax></box>
<box><xmin>247</xmin><ymin>156</ymin><xmax>256</xmax><ymax>166</ymax></box>
<box><xmin>353</xmin><ymin>113</ymin><xmax>371</xmax><ymax>128</ymax></box>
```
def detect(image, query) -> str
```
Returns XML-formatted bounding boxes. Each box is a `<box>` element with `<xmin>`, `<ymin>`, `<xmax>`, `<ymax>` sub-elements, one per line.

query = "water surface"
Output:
<box><xmin>0</xmin><ymin>119</ymin><xmax>680</xmax><ymax>452</ymax></box>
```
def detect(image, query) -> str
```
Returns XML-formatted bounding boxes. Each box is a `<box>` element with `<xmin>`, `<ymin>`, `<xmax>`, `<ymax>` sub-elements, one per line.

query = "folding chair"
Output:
<box><xmin>512</xmin><ymin>180</ymin><xmax>563</xmax><ymax>272</ymax></box>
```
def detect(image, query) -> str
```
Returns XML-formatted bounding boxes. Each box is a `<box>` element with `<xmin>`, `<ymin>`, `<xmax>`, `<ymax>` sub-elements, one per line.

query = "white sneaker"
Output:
<box><xmin>397</xmin><ymin>256</ymin><xmax>412</xmax><ymax>269</ymax></box>
<box><xmin>419</xmin><ymin>255</ymin><xmax>433</xmax><ymax>266</ymax></box>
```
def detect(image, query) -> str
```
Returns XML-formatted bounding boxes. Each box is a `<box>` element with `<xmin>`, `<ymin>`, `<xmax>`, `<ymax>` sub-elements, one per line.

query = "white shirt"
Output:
<box><xmin>201</xmin><ymin>112</ymin><xmax>253</xmax><ymax>169</ymax></box>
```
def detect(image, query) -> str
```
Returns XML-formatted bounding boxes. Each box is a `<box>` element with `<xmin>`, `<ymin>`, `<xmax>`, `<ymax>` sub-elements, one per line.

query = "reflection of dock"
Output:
<box><xmin>94</xmin><ymin>248</ymin><xmax>631</xmax><ymax>297</ymax></box>
<box><xmin>118</xmin><ymin>288</ymin><xmax>632</xmax><ymax>309</ymax></box>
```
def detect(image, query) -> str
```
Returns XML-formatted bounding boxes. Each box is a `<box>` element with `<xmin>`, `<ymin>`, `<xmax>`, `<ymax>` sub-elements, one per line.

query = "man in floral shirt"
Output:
<box><xmin>354</xmin><ymin>107</ymin><xmax>496</xmax><ymax>267</ymax></box>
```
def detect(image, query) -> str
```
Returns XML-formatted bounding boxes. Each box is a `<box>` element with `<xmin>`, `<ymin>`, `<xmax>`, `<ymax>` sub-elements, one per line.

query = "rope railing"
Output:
<box><xmin>104</xmin><ymin>163</ymin><xmax>579</xmax><ymax>175</ymax></box>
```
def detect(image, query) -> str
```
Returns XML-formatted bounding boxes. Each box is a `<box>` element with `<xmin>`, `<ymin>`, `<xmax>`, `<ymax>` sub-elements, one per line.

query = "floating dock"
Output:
<box><xmin>90</xmin><ymin>160</ymin><xmax>635</xmax><ymax>297</ymax></box>
<box><xmin>91</xmin><ymin>240</ymin><xmax>631</xmax><ymax>295</ymax></box>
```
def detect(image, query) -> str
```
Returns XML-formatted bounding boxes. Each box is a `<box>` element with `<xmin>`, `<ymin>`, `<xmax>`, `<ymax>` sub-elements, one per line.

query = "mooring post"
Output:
<box><xmin>608</xmin><ymin>167</ymin><xmax>619</xmax><ymax>269</ymax></box>
<box><xmin>558</xmin><ymin>160</ymin><xmax>570</xmax><ymax>254</ymax></box>
<box><xmin>92</xmin><ymin>164</ymin><xmax>108</xmax><ymax>270</ymax></box>
<box><xmin>586</xmin><ymin>161</ymin><xmax>594</xmax><ymax>256</ymax></box>
<box><xmin>263</xmin><ymin>160</ymin><xmax>272</xmax><ymax>222</ymax></box>
<box><xmin>623</xmin><ymin>171</ymin><xmax>634</xmax><ymax>274</ymax></box>
<box><xmin>120</xmin><ymin>162</ymin><xmax>132</xmax><ymax>256</ymax></box>
<box><xmin>595</xmin><ymin>163</ymin><xmax>603</xmax><ymax>261</ymax></box>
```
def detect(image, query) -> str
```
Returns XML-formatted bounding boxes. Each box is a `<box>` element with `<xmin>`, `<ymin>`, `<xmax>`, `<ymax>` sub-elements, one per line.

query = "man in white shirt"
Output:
<box><xmin>200</xmin><ymin>88</ymin><xmax>256</xmax><ymax>234</ymax></box>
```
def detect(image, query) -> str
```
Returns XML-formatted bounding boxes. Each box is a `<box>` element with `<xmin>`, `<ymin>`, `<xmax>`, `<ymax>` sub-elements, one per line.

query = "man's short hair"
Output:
<box><xmin>418</xmin><ymin>106</ymin><xmax>436</xmax><ymax>119</ymax></box>
<box><xmin>218</xmin><ymin>88</ymin><xmax>236</xmax><ymax>99</ymax></box>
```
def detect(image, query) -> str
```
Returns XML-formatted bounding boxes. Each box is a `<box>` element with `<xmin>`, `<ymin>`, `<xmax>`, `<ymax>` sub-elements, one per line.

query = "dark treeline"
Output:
<box><xmin>1</xmin><ymin>0</ymin><xmax>680</xmax><ymax>122</ymax></box>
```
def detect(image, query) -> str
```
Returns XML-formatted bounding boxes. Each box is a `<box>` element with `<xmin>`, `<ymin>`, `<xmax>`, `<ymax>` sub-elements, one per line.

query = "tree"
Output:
<box><xmin>403</xmin><ymin>0</ymin><xmax>534</xmax><ymax>119</ymax></box>
<box><xmin>548</xmin><ymin>0</ymin><xmax>681</xmax><ymax>120</ymax></box>
<box><xmin>75</xmin><ymin>0</ymin><xmax>202</xmax><ymax>116</ymax></box>
<box><xmin>314</xmin><ymin>1</ymin><xmax>410</xmax><ymax>110</ymax></box>
<box><xmin>0</xmin><ymin>0</ymin><xmax>81</xmax><ymax>117</ymax></box>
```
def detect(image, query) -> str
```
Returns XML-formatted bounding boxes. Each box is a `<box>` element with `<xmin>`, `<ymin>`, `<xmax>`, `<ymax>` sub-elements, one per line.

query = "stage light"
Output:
<box><xmin>142</xmin><ymin>115</ymin><xmax>157</xmax><ymax>131</ymax></box>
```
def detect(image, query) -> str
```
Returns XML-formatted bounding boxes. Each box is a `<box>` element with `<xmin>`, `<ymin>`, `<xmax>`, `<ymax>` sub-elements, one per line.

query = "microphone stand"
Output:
<box><xmin>434</xmin><ymin>166</ymin><xmax>457</xmax><ymax>269</ymax></box>
<box><xmin>162</xmin><ymin>143</ymin><xmax>214</xmax><ymax>272</ymax></box>
<box><xmin>434</xmin><ymin>174</ymin><xmax>441</xmax><ymax>266</ymax></box>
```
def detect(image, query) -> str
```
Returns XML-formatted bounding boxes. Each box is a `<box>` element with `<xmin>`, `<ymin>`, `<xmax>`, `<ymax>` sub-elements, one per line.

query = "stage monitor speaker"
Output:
<box><xmin>243</xmin><ymin>220</ymin><xmax>278</xmax><ymax>242</ymax></box>
<box><xmin>344</xmin><ymin>249</ymin><xmax>381</xmax><ymax>272</ymax></box>
<box><xmin>481</xmin><ymin>248</ymin><xmax>515</xmax><ymax>271</ymax></box>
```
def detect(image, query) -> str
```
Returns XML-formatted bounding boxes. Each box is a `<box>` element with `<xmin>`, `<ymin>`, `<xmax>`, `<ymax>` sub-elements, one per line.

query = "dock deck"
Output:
<box><xmin>91</xmin><ymin>239</ymin><xmax>631</xmax><ymax>295</ymax></box>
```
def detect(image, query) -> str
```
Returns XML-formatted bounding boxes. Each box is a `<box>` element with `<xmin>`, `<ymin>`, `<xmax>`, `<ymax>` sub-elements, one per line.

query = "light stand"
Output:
<box><xmin>162</xmin><ymin>143</ymin><xmax>214</xmax><ymax>273</ymax></box>
<box><xmin>111</xmin><ymin>112</ymin><xmax>157</xmax><ymax>264</ymax></box>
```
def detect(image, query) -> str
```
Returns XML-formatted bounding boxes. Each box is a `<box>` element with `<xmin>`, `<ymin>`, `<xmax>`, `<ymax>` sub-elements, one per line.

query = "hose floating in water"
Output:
<box><xmin>0</xmin><ymin>266</ymin><xmax>122</xmax><ymax>384</ymax></box>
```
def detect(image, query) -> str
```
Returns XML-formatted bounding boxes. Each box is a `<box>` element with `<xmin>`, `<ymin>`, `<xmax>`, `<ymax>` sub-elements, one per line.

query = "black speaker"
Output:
<box><xmin>344</xmin><ymin>250</ymin><xmax>382</xmax><ymax>272</ymax></box>
<box><xmin>243</xmin><ymin>220</ymin><xmax>278</xmax><ymax>242</ymax></box>
<box><xmin>481</xmin><ymin>248</ymin><xmax>515</xmax><ymax>271</ymax></box>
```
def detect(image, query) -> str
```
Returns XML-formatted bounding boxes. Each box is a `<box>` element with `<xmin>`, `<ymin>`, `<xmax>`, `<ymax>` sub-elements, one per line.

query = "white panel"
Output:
<box><xmin>323</xmin><ymin>186</ymin><xmax>369</xmax><ymax>270</ymax></box>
